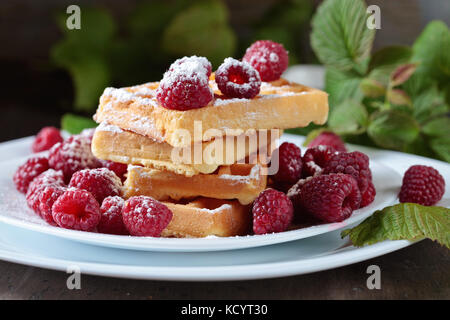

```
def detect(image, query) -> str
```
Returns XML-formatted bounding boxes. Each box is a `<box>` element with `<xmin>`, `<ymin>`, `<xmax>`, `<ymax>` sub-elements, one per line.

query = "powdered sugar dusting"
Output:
<box><xmin>96</xmin><ymin>122</ymin><xmax>124</xmax><ymax>133</ymax></box>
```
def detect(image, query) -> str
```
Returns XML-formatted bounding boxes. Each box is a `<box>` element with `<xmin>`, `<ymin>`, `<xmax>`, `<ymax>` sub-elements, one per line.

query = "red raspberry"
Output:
<box><xmin>252</xmin><ymin>188</ymin><xmax>294</xmax><ymax>234</ymax></box>
<box><xmin>242</xmin><ymin>40</ymin><xmax>289</xmax><ymax>82</ymax></box>
<box><xmin>156</xmin><ymin>58</ymin><xmax>213</xmax><ymax>111</ymax></box>
<box><xmin>26</xmin><ymin>169</ymin><xmax>66</xmax><ymax>215</ymax></box>
<box><xmin>308</xmin><ymin>131</ymin><xmax>347</xmax><ymax>153</ymax></box>
<box><xmin>13</xmin><ymin>157</ymin><xmax>49</xmax><ymax>193</ymax></box>
<box><xmin>298</xmin><ymin>174</ymin><xmax>361</xmax><ymax>223</ymax></box>
<box><xmin>48</xmin><ymin>134</ymin><xmax>100</xmax><ymax>182</ymax></box>
<box><xmin>52</xmin><ymin>188</ymin><xmax>101</xmax><ymax>231</ymax></box>
<box><xmin>98</xmin><ymin>196</ymin><xmax>128</xmax><ymax>235</ymax></box>
<box><xmin>360</xmin><ymin>181</ymin><xmax>376</xmax><ymax>208</ymax></box>
<box><xmin>323</xmin><ymin>151</ymin><xmax>371</xmax><ymax>194</ymax></box>
<box><xmin>302</xmin><ymin>145</ymin><xmax>338</xmax><ymax>177</ymax></box>
<box><xmin>215</xmin><ymin>58</ymin><xmax>261</xmax><ymax>99</ymax></box>
<box><xmin>122</xmin><ymin>196</ymin><xmax>173</xmax><ymax>237</ymax></box>
<box><xmin>170</xmin><ymin>56</ymin><xmax>212</xmax><ymax>77</ymax></box>
<box><xmin>32</xmin><ymin>127</ymin><xmax>63</xmax><ymax>153</ymax></box>
<box><xmin>399</xmin><ymin>165</ymin><xmax>445</xmax><ymax>206</ymax></box>
<box><xmin>69</xmin><ymin>168</ymin><xmax>122</xmax><ymax>203</ymax></box>
<box><xmin>271</xmin><ymin>142</ymin><xmax>302</xmax><ymax>185</ymax></box>
<box><xmin>38</xmin><ymin>185</ymin><xmax>66</xmax><ymax>225</ymax></box>
<box><xmin>99</xmin><ymin>160</ymin><xmax>128</xmax><ymax>182</ymax></box>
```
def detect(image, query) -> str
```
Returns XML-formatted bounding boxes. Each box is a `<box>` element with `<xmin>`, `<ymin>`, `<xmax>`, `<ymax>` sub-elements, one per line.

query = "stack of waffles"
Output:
<box><xmin>91</xmin><ymin>77</ymin><xmax>328</xmax><ymax>238</ymax></box>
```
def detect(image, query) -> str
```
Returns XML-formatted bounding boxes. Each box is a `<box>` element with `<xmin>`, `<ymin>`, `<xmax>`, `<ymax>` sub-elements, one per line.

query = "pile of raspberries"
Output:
<box><xmin>13</xmin><ymin>127</ymin><xmax>172</xmax><ymax>237</ymax></box>
<box><xmin>251</xmin><ymin>131</ymin><xmax>445</xmax><ymax>235</ymax></box>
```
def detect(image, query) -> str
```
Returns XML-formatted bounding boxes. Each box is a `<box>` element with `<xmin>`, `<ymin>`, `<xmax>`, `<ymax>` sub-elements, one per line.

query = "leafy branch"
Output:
<box><xmin>310</xmin><ymin>0</ymin><xmax>450</xmax><ymax>162</ymax></box>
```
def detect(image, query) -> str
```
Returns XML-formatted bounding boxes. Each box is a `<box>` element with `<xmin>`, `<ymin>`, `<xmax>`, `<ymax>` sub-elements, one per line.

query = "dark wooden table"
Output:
<box><xmin>0</xmin><ymin>107</ymin><xmax>448</xmax><ymax>300</ymax></box>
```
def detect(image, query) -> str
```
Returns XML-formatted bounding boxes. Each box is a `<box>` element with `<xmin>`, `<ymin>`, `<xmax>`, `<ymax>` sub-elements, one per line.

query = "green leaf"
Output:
<box><xmin>422</xmin><ymin>118</ymin><xmax>450</xmax><ymax>138</ymax></box>
<box><xmin>328</xmin><ymin>100</ymin><xmax>368</xmax><ymax>135</ymax></box>
<box><xmin>360</xmin><ymin>78</ymin><xmax>385</xmax><ymax>98</ymax></box>
<box><xmin>406</xmin><ymin>79</ymin><xmax>449</xmax><ymax>123</ymax></box>
<box><xmin>325</xmin><ymin>67</ymin><xmax>363</xmax><ymax>107</ymax></box>
<box><xmin>386</xmin><ymin>89</ymin><xmax>412</xmax><ymax>107</ymax></box>
<box><xmin>162</xmin><ymin>0</ymin><xmax>236</xmax><ymax>67</ymax></box>
<box><xmin>51</xmin><ymin>8</ymin><xmax>115</xmax><ymax>111</ymax></box>
<box><xmin>367</xmin><ymin>110</ymin><xmax>420</xmax><ymax>150</ymax></box>
<box><xmin>341</xmin><ymin>203</ymin><xmax>450</xmax><ymax>248</ymax></box>
<box><xmin>368</xmin><ymin>45</ymin><xmax>412</xmax><ymax>71</ymax></box>
<box><xmin>311</xmin><ymin>0</ymin><xmax>375</xmax><ymax>73</ymax></box>
<box><xmin>412</xmin><ymin>20</ymin><xmax>450</xmax><ymax>84</ymax></box>
<box><xmin>429</xmin><ymin>136</ymin><xmax>450</xmax><ymax>162</ymax></box>
<box><xmin>61</xmin><ymin>113</ymin><xmax>97</xmax><ymax>134</ymax></box>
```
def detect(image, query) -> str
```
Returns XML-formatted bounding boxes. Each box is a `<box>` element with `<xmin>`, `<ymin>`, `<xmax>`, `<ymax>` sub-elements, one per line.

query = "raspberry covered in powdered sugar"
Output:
<box><xmin>32</xmin><ymin>126</ymin><xmax>63</xmax><ymax>153</ymax></box>
<box><xmin>13</xmin><ymin>156</ymin><xmax>49</xmax><ymax>193</ymax></box>
<box><xmin>323</xmin><ymin>151</ymin><xmax>372</xmax><ymax>194</ymax></box>
<box><xmin>308</xmin><ymin>131</ymin><xmax>347</xmax><ymax>153</ymax></box>
<box><xmin>156</xmin><ymin>56</ymin><xmax>213</xmax><ymax>110</ymax></box>
<box><xmin>271</xmin><ymin>142</ymin><xmax>303</xmax><ymax>185</ymax></box>
<box><xmin>169</xmin><ymin>56</ymin><xmax>212</xmax><ymax>77</ymax></box>
<box><xmin>302</xmin><ymin>145</ymin><xmax>338</xmax><ymax>178</ymax></box>
<box><xmin>48</xmin><ymin>134</ymin><xmax>100</xmax><ymax>181</ymax></box>
<box><xmin>98</xmin><ymin>196</ymin><xmax>128</xmax><ymax>235</ymax></box>
<box><xmin>99</xmin><ymin>159</ymin><xmax>128</xmax><ymax>182</ymax></box>
<box><xmin>252</xmin><ymin>188</ymin><xmax>294</xmax><ymax>235</ymax></box>
<box><xmin>122</xmin><ymin>196</ymin><xmax>173</xmax><ymax>237</ymax></box>
<box><xmin>52</xmin><ymin>188</ymin><xmax>101</xmax><ymax>231</ymax></box>
<box><xmin>243</xmin><ymin>40</ymin><xmax>289</xmax><ymax>82</ymax></box>
<box><xmin>26</xmin><ymin>169</ymin><xmax>66</xmax><ymax>219</ymax></box>
<box><xmin>68</xmin><ymin>168</ymin><xmax>122</xmax><ymax>203</ymax></box>
<box><xmin>215</xmin><ymin>57</ymin><xmax>261</xmax><ymax>99</ymax></box>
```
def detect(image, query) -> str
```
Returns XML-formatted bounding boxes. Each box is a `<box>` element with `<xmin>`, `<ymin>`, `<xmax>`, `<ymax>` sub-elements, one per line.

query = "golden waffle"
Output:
<box><xmin>94</xmin><ymin>77</ymin><xmax>328</xmax><ymax>148</ymax></box>
<box><xmin>124</xmin><ymin>161</ymin><xmax>267</xmax><ymax>205</ymax></box>
<box><xmin>161</xmin><ymin>198</ymin><xmax>250</xmax><ymax>238</ymax></box>
<box><xmin>92</xmin><ymin>122</ymin><xmax>278</xmax><ymax>176</ymax></box>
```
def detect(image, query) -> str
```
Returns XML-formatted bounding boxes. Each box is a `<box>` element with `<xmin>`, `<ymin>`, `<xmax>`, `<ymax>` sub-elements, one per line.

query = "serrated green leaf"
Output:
<box><xmin>429</xmin><ymin>136</ymin><xmax>450</xmax><ymax>162</ymax></box>
<box><xmin>367</xmin><ymin>110</ymin><xmax>420</xmax><ymax>150</ymax></box>
<box><xmin>341</xmin><ymin>203</ymin><xmax>450</xmax><ymax>248</ymax></box>
<box><xmin>368</xmin><ymin>45</ymin><xmax>412</xmax><ymax>71</ymax></box>
<box><xmin>328</xmin><ymin>100</ymin><xmax>368</xmax><ymax>135</ymax></box>
<box><xmin>407</xmin><ymin>80</ymin><xmax>449</xmax><ymax>123</ymax></box>
<box><xmin>325</xmin><ymin>68</ymin><xmax>363</xmax><ymax>107</ymax></box>
<box><xmin>311</xmin><ymin>0</ymin><xmax>375</xmax><ymax>73</ymax></box>
<box><xmin>412</xmin><ymin>20</ymin><xmax>450</xmax><ymax>84</ymax></box>
<box><xmin>61</xmin><ymin>113</ymin><xmax>97</xmax><ymax>134</ymax></box>
<box><xmin>162</xmin><ymin>0</ymin><xmax>236</xmax><ymax>67</ymax></box>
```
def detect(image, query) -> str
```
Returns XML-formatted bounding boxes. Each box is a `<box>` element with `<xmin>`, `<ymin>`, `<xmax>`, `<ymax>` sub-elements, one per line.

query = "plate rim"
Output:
<box><xmin>0</xmin><ymin>229</ymin><xmax>415</xmax><ymax>281</ymax></box>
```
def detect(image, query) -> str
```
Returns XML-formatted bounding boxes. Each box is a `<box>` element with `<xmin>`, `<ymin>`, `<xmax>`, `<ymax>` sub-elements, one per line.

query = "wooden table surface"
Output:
<box><xmin>0</xmin><ymin>108</ymin><xmax>448</xmax><ymax>300</ymax></box>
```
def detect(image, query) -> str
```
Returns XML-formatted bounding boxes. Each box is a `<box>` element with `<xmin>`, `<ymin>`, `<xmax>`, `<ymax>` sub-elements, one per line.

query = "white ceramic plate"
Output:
<box><xmin>0</xmin><ymin>219</ymin><xmax>415</xmax><ymax>281</ymax></box>
<box><xmin>0</xmin><ymin>135</ymin><xmax>399</xmax><ymax>252</ymax></box>
<box><xmin>0</xmin><ymin>134</ymin><xmax>448</xmax><ymax>281</ymax></box>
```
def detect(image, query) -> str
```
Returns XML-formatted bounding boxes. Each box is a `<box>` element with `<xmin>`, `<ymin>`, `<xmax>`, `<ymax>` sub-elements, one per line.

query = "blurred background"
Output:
<box><xmin>0</xmin><ymin>0</ymin><xmax>449</xmax><ymax>142</ymax></box>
